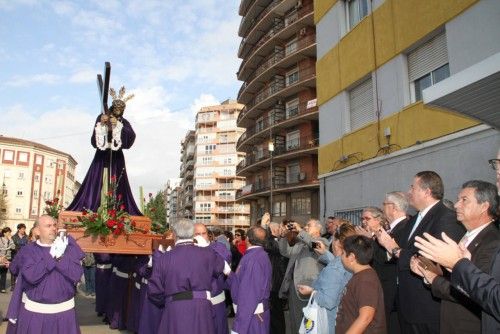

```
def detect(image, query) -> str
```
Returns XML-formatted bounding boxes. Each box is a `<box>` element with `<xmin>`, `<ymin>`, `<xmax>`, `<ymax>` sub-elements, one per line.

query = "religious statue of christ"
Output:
<box><xmin>66</xmin><ymin>82</ymin><xmax>142</xmax><ymax>216</ymax></box>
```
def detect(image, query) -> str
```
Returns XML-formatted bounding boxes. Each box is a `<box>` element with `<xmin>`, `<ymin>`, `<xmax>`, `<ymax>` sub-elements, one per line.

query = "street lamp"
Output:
<box><xmin>268</xmin><ymin>140</ymin><xmax>274</xmax><ymax>217</ymax></box>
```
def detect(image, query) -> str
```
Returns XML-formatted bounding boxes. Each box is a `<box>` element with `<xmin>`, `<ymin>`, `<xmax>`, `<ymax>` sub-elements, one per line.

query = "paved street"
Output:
<box><xmin>0</xmin><ymin>282</ymin><xmax>131</xmax><ymax>334</ymax></box>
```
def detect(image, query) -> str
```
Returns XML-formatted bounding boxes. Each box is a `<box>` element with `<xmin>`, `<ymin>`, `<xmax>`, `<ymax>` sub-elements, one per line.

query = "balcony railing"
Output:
<box><xmin>236</xmin><ymin>177</ymin><xmax>319</xmax><ymax>200</ymax></box>
<box><xmin>238</xmin><ymin>1</ymin><xmax>314</xmax><ymax>78</ymax></box>
<box><xmin>240</xmin><ymin>34</ymin><xmax>316</xmax><ymax>101</ymax></box>
<box><xmin>239</xmin><ymin>0</ymin><xmax>282</xmax><ymax>53</ymax></box>
<box><xmin>237</xmin><ymin>134</ymin><xmax>319</xmax><ymax>174</ymax></box>
<box><xmin>239</xmin><ymin>65</ymin><xmax>316</xmax><ymax>125</ymax></box>
<box><xmin>237</xmin><ymin>101</ymin><xmax>318</xmax><ymax>148</ymax></box>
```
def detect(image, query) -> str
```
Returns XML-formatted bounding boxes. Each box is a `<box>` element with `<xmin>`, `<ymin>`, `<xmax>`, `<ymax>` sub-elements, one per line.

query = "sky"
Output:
<box><xmin>0</xmin><ymin>0</ymin><xmax>242</xmax><ymax>202</ymax></box>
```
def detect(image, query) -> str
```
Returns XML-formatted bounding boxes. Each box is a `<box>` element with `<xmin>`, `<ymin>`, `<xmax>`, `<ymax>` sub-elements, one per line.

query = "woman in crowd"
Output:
<box><xmin>297</xmin><ymin>222</ymin><xmax>356</xmax><ymax>334</ymax></box>
<box><xmin>0</xmin><ymin>227</ymin><xmax>15</xmax><ymax>293</ymax></box>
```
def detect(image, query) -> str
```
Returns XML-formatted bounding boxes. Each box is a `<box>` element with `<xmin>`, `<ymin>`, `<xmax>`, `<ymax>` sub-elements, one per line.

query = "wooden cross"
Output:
<box><xmin>97</xmin><ymin>62</ymin><xmax>111</xmax><ymax>116</ymax></box>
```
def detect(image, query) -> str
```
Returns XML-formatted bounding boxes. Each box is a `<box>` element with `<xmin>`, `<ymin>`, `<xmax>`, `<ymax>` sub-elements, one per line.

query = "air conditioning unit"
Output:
<box><xmin>299</xmin><ymin>172</ymin><xmax>306</xmax><ymax>181</ymax></box>
<box><xmin>299</xmin><ymin>27</ymin><xmax>307</xmax><ymax>36</ymax></box>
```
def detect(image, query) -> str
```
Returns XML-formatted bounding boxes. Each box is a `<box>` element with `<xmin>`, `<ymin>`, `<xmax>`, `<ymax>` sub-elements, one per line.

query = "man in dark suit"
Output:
<box><xmin>376</xmin><ymin>191</ymin><xmax>410</xmax><ymax>334</ymax></box>
<box><xmin>414</xmin><ymin>180</ymin><xmax>500</xmax><ymax>333</ymax></box>
<box><xmin>411</xmin><ymin>180</ymin><xmax>500</xmax><ymax>333</ymax></box>
<box><xmin>377</xmin><ymin>171</ymin><xmax>465</xmax><ymax>334</ymax></box>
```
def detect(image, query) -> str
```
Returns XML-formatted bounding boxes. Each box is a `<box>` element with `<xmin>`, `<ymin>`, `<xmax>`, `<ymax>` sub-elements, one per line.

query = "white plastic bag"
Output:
<box><xmin>299</xmin><ymin>291</ymin><xmax>329</xmax><ymax>334</ymax></box>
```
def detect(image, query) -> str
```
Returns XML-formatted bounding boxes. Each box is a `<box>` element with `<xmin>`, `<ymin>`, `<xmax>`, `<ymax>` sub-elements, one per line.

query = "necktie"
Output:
<box><xmin>459</xmin><ymin>234</ymin><xmax>469</xmax><ymax>248</ymax></box>
<box><xmin>408</xmin><ymin>212</ymin><xmax>423</xmax><ymax>240</ymax></box>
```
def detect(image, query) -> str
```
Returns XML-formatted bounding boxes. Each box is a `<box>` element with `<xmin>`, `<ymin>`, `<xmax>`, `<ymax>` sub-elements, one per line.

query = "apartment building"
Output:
<box><xmin>316</xmin><ymin>0</ymin><xmax>500</xmax><ymax>223</ymax></box>
<box><xmin>165</xmin><ymin>178</ymin><xmax>181</xmax><ymax>225</ymax></box>
<box><xmin>236</xmin><ymin>0</ymin><xmax>320</xmax><ymax>224</ymax></box>
<box><xmin>179</xmin><ymin>130</ymin><xmax>195</xmax><ymax>219</ymax></box>
<box><xmin>0</xmin><ymin>135</ymin><xmax>78</xmax><ymax>229</ymax></box>
<box><xmin>194</xmin><ymin>100</ymin><xmax>250</xmax><ymax>229</ymax></box>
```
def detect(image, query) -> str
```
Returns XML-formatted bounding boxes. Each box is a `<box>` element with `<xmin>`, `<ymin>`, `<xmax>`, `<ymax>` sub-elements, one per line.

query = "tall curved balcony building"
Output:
<box><xmin>236</xmin><ymin>0</ymin><xmax>319</xmax><ymax>223</ymax></box>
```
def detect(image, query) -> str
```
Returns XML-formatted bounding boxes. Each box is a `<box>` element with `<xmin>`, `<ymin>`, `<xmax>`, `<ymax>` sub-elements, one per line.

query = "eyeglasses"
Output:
<box><xmin>382</xmin><ymin>202</ymin><xmax>394</xmax><ymax>206</ymax></box>
<box><xmin>489</xmin><ymin>159</ymin><xmax>500</xmax><ymax>171</ymax></box>
<box><xmin>235</xmin><ymin>234</ymin><xmax>241</xmax><ymax>237</ymax></box>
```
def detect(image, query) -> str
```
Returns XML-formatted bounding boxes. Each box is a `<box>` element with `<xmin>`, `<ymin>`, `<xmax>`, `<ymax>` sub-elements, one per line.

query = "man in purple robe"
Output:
<box><xmin>148</xmin><ymin>219</ymin><xmax>230</xmax><ymax>334</ymax></box>
<box><xmin>13</xmin><ymin>215</ymin><xmax>84</xmax><ymax>334</ymax></box>
<box><xmin>229</xmin><ymin>226</ymin><xmax>272</xmax><ymax>334</ymax></box>
<box><xmin>194</xmin><ymin>223</ymin><xmax>232</xmax><ymax>334</ymax></box>
<box><xmin>107</xmin><ymin>254</ymin><xmax>135</xmax><ymax>330</ymax></box>
<box><xmin>66</xmin><ymin>91</ymin><xmax>141</xmax><ymax>215</ymax></box>
<box><xmin>93</xmin><ymin>253</ymin><xmax>112</xmax><ymax>318</ymax></box>
<box><xmin>138</xmin><ymin>248</ymin><xmax>164</xmax><ymax>334</ymax></box>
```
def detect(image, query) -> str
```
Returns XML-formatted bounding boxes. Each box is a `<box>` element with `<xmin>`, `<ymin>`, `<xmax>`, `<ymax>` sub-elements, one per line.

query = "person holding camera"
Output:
<box><xmin>298</xmin><ymin>222</ymin><xmax>356</xmax><ymax>334</ymax></box>
<box><xmin>278</xmin><ymin>219</ymin><xmax>329</xmax><ymax>333</ymax></box>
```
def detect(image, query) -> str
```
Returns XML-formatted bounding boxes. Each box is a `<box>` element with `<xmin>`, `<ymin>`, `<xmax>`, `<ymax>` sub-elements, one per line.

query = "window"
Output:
<box><xmin>3</xmin><ymin>150</ymin><xmax>14</xmax><ymax>163</ymax></box>
<box><xmin>15</xmin><ymin>208</ymin><xmax>22</xmax><ymax>214</ymax></box>
<box><xmin>349</xmin><ymin>77</ymin><xmax>374</xmax><ymax>131</ymax></box>
<box><xmin>287</xmin><ymin>162</ymin><xmax>301</xmax><ymax>183</ymax></box>
<box><xmin>18</xmin><ymin>172</ymin><xmax>24</xmax><ymax>179</ymax></box>
<box><xmin>31</xmin><ymin>208</ymin><xmax>38</xmax><ymax>215</ymax></box>
<box><xmin>291</xmin><ymin>197</ymin><xmax>311</xmax><ymax>215</ymax></box>
<box><xmin>286</xmin><ymin>131</ymin><xmax>300</xmax><ymax>151</ymax></box>
<box><xmin>286</xmin><ymin>98</ymin><xmax>300</xmax><ymax>118</ymax></box>
<box><xmin>220</xmin><ymin>134</ymin><xmax>228</xmax><ymax>143</ymax></box>
<box><xmin>334</xmin><ymin>208</ymin><xmax>364</xmax><ymax>226</ymax></box>
<box><xmin>35</xmin><ymin>155</ymin><xmax>43</xmax><ymax>165</ymax></box>
<box><xmin>198</xmin><ymin>203</ymin><xmax>211</xmax><ymax>212</ymax></box>
<box><xmin>286</xmin><ymin>69</ymin><xmax>299</xmax><ymax>86</ymax></box>
<box><xmin>273</xmin><ymin>201</ymin><xmax>287</xmax><ymax>217</ymax></box>
<box><xmin>256</xmin><ymin>116</ymin><xmax>265</xmax><ymax>132</ymax></box>
<box><xmin>2</xmin><ymin>189</ymin><xmax>7</xmax><ymax>196</ymax></box>
<box><xmin>346</xmin><ymin>0</ymin><xmax>369</xmax><ymax>30</ymax></box>
<box><xmin>205</xmin><ymin>144</ymin><xmax>216</xmax><ymax>154</ymax></box>
<box><xmin>285</xmin><ymin>37</ymin><xmax>298</xmax><ymax>56</ymax></box>
<box><xmin>17</xmin><ymin>190</ymin><xmax>23</xmax><ymax>196</ymax></box>
<box><xmin>408</xmin><ymin>32</ymin><xmax>449</xmax><ymax>102</ymax></box>
<box><xmin>223</xmin><ymin>157</ymin><xmax>233</xmax><ymax>164</ymax></box>
<box><xmin>33</xmin><ymin>190</ymin><xmax>38</xmax><ymax>198</ymax></box>
<box><xmin>201</xmin><ymin>157</ymin><xmax>213</xmax><ymax>165</ymax></box>
<box><xmin>17</xmin><ymin>152</ymin><xmax>29</xmax><ymax>164</ymax></box>
<box><xmin>256</xmin><ymin>147</ymin><xmax>264</xmax><ymax>160</ymax></box>
<box><xmin>34</xmin><ymin>174</ymin><xmax>40</xmax><ymax>182</ymax></box>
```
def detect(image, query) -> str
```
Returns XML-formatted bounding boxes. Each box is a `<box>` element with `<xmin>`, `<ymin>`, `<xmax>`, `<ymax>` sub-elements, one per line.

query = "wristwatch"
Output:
<box><xmin>391</xmin><ymin>247</ymin><xmax>401</xmax><ymax>257</ymax></box>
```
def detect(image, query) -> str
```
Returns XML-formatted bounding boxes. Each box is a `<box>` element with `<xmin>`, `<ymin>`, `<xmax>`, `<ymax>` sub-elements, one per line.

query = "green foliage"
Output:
<box><xmin>144</xmin><ymin>191</ymin><xmax>167</xmax><ymax>234</ymax></box>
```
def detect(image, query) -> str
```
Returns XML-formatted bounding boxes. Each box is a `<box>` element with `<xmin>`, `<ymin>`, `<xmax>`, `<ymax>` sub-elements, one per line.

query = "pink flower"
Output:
<box><xmin>120</xmin><ymin>204</ymin><xmax>126</xmax><ymax>211</ymax></box>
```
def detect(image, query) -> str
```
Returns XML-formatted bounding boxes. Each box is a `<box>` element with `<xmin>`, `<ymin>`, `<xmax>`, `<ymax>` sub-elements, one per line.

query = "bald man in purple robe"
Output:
<box><xmin>229</xmin><ymin>226</ymin><xmax>272</xmax><ymax>334</ymax></box>
<box><xmin>194</xmin><ymin>223</ymin><xmax>232</xmax><ymax>334</ymax></box>
<box><xmin>148</xmin><ymin>219</ymin><xmax>230</xmax><ymax>334</ymax></box>
<box><xmin>13</xmin><ymin>215</ymin><xmax>84</xmax><ymax>334</ymax></box>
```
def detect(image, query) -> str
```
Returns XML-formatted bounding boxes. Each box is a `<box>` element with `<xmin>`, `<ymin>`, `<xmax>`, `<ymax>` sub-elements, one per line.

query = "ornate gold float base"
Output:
<box><xmin>58</xmin><ymin>210</ymin><xmax>160</xmax><ymax>255</ymax></box>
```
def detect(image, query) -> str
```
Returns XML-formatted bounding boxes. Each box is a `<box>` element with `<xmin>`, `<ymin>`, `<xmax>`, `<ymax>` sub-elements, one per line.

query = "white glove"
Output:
<box><xmin>223</xmin><ymin>261</ymin><xmax>231</xmax><ymax>275</ymax></box>
<box><xmin>147</xmin><ymin>255</ymin><xmax>153</xmax><ymax>267</ymax></box>
<box><xmin>9</xmin><ymin>318</ymin><xmax>17</xmax><ymax>324</ymax></box>
<box><xmin>50</xmin><ymin>236</ymin><xmax>68</xmax><ymax>259</ymax></box>
<box><xmin>158</xmin><ymin>244</ymin><xmax>165</xmax><ymax>253</ymax></box>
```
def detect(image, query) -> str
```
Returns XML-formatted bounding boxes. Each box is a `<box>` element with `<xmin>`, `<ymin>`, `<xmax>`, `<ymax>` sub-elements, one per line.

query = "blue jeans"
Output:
<box><xmin>83</xmin><ymin>266</ymin><xmax>96</xmax><ymax>294</ymax></box>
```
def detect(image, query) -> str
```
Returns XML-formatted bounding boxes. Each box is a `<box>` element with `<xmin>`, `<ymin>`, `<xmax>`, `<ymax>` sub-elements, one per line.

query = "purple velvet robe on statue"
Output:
<box><xmin>229</xmin><ymin>246</ymin><xmax>272</xmax><ymax>334</ymax></box>
<box><xmin>210</xmin><ymin>242</ymin><xmax>232</xmax><ymax>334</ymax></box>
<box><xmin>15</xmin><ymin>236</ymin><xmax>84</xmax><ymax>334</ymax></box>
<box><xmin>66</xmin><ymin>115</ymin><xmax>142</xmax><ymax>215</ymax></box>
<box><xmin>148</xmin><ymin>241</ymin><xmax>225</xmax><ymax>334</ymax></box>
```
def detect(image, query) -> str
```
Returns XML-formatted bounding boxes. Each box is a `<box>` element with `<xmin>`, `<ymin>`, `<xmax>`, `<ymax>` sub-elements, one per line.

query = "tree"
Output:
<box><xmin>0</xmin><ymin>193</ymin><xmax>8</xmax><ymax>228</ymax></box>
<box><xmin>144</xmin><ymin>191</ymin><xmax>167</xmax><ymax>233</ymax></box>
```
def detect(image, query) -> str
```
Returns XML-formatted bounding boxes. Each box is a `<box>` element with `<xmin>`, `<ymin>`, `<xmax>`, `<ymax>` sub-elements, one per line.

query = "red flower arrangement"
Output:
<box><xmin>77</xmin><ymin>174</ymin><xmax>142</xmax><ymax>237</ymax></box>
<box><xmin>44</xmin><ymin>192</ymin><xmax>63</xmax><ymax>219</ymax></box>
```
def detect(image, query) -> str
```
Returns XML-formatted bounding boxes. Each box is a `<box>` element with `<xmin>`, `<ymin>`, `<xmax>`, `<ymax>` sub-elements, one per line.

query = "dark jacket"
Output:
<box><xmin>397</xmin><ymin>201</ymin><xmax>465</xmax><ymax>325</ymax></box>
<box><xmin>451</xmin><ymin>222</ymin><xmax>500</xmax><ymax>334</ymax></box>
<box><xmin>432</xmin><ymin>223</ymin><xmax>500</xmax><ymax>333</ymax></box>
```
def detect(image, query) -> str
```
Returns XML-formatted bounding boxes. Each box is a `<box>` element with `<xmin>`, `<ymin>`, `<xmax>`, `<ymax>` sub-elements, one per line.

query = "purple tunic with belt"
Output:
<box><xmin>138</xmin><ymin>250</ymin><xmax>163</xmax><ymax>334</ymax></box>
<box><xmin>93</xmin><ymin>253</ymin><xmax>112</xmax><ymax>316</ymax></box>
<box><xmin>126</xmin><ymin>255</ymin><xmax>149</xmax><ymax>333</ymax></box>
<box><xmin>148</xmin><ymin>241</ymin><xmax>225</xmax><ymax>334</ymax></box>
<box><xmin>210</xmin><ymin>242</ymin><xmax>232</xmax><ymax>334</ymax></box>
<box><xmin>6</xmin><ymin>244</ymin><xmax>29</xmax><ymax>334</ymax></box>
<box><xmin>16</xmin><ymin>237</ymin><xmax>84</xmax><ymax>334</ymax></box>
<box><xmin>229</xmin><ymin>246</ymin><xmax>272</xmax><ymax>334</ymax></box>
<box><xmin>66</xmin><ymin>115</ymin><xmax>142</xmax><ymax>215</ymax></box>
<box><xmin>108</xmin><ymin>255</ymin><xmax>135</xmax><ymax>330</ymax></box>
